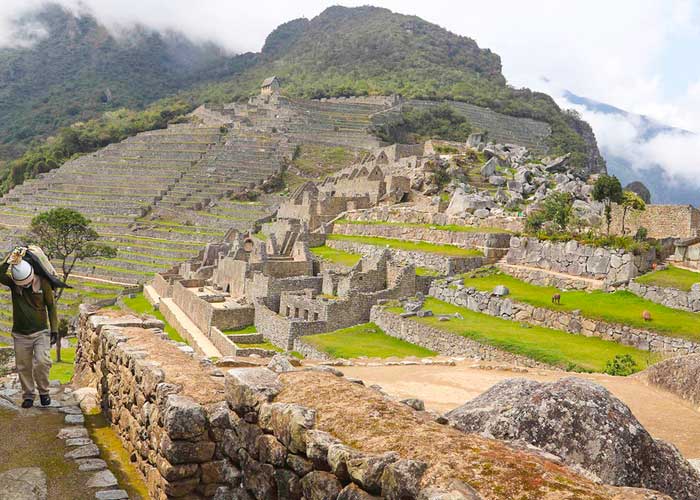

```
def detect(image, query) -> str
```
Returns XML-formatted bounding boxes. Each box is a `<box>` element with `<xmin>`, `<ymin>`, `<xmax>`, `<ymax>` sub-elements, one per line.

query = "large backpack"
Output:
<box><xmin>24</xmin><ymin>245</ymin><xmax>71</xmax><ymax>290</ymax></box>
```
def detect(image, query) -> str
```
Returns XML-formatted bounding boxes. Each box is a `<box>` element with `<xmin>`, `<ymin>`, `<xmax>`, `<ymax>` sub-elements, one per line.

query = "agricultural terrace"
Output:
<box><xmin>388</xmin><ymin>298</ymin><xmax>659</xmax><ymax>373</ymax></box>
<box><xmin>327</xmin><ymin>234</ymin><xmax>483</xmax><ymax>257</ymax></box>
<box><xmin>303</xmin><ymin>323</ymin><xmax>436</xmax><ymax>359</ymax></box>
<box><xmin>462</xmin><ymin>272</ymin><xmax>700</xmax><ymax>342</ymax></box>
<box><xmin>635</xmin><ymin>265</ymin><xmax>700</xmax><ymax>291</ymax></box>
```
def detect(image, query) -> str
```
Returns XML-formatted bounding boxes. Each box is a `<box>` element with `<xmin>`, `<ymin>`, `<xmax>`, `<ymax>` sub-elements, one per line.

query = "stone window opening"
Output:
<box><xmin>313</xmin><ymin>312</ymin><xmax>319</xmax><ymax>321</ymax></box>
<box><xmin>294</xmin><ymin>307</ymin><xmax>300</xmax><ymax>318</ymax></box>
<box><xmin>304</xmin><ymin>310</ymin><xmax>309</xmax><ymax>320</ymax></box>
<box><xmin>286</xmin><ymin>306</ymin><xmax>291</xmax><ymax>317</ymax></box>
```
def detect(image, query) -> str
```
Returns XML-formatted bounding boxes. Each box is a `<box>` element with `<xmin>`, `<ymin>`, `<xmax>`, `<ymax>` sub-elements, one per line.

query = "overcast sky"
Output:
<box><xmin>2</xmin><ymin>0</ymin><xmax>700</xmax><ymax>182</ymax></box>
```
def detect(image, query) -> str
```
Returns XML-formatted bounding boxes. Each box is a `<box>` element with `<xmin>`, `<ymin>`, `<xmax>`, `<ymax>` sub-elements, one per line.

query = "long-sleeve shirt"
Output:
<box><xmin>0</xmin><ymin>262</ymin><xmax>58</xmax><ymax>335</ymax></box>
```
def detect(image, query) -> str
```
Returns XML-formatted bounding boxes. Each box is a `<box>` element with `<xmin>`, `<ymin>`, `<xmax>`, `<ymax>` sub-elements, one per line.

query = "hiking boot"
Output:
<box><xmin>40</xmin><ymin>395</ymin><xmax>51</xmax><ymax>406</ymax></box>
<box><xmin>21</xmin><ymin>399</ymin><xmax>33</xmax><ymax>409</ymax></box>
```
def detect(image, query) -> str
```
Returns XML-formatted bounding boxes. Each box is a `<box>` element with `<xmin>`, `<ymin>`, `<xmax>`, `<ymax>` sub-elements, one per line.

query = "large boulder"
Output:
<box><xmin>642</xmin><ymin>353</ymin><xmax>700</xmax><ymax>407</ymax></box>
<box><xmin>446</xmin><ymin>377</ymin><xmax>700</xmax><ymax>500</ymax></box>
<box><xmin>445</xmin><ymin>189</ymin><xmax>494</xmax><ymax>217</ymax></box>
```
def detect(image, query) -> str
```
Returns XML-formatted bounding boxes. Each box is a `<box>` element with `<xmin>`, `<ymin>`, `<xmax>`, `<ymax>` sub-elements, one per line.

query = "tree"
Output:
<box><xmin>526</xmin><ymin>192</ymin><xmax>573</xmax><ymax>233</ymax></box>
<box><xmin>620</xmin><ymin>190</ymin><xmax>646</xmax><ymax>235</ymax></box>
<box><xmin>592</xmin><ymin>175</ymin><xmax>623</xmax><ymax>235</ymax></box>
<box><xmin>27</xmin><ymin>208</ymin><xmax>117</xmax><ymax>361</ymax></box>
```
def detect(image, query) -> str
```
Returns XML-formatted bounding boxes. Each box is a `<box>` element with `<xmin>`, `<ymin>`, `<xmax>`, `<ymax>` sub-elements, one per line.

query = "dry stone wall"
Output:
<box><xmin>74</xmin><ymin>308</ymin><xmax>498</xmax><ymax>500</ymax></box>
<box><xmin>506</xmin><ymin>237</ymin><xmax>655</xmax><ymax>285</ymax></box>
<box><xmin>610</xmin><ymin>204</ymin><xmax>700</xmax><ymax>239</ymax></box>
<box><xmin>627</xmin><ymin>281</ymin><xmax>700</xmax><ymax>312</ymax></box>
<box><xmin>498</xmin><ymin>263</ymin><xmax>604</xmax><ymax>290</ymax></box>
<box><xmin>369</xmin><ymin>306</ymin><xmax>550</xmax><ymax>368</ymax></box>
<box><xmin>429</xmin><ymin>279</ymin><xmax>700</xmax><ymax>356</ymax></box>
<box><xmin>332</xmin><ymin>222</ymin><xmax>511</xmax><ymax>261</ymax></box>
<box><xmin>344</xmin><ymin>206</ymin><xmax>525</xmax><ymax>233</ymax></box>
<box><xmin>326</xmin><ymin>239</ymin><xmax>483</xmax><ymax>275</ymax></box>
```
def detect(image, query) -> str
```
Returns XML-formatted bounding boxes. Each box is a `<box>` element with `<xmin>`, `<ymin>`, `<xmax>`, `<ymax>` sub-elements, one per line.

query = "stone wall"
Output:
<box><xmin>506</xmin><ymin>237</ymin><xmax>655</xmax><ymax>285</ymax></box>
<box><xmin>429</xmin><ymin>279</ymin><xmax>700</xmax><ymax>356</ymax></box>
<box><xmin>75</xmin><ymin>309</ymin><xmax>472</xmax><ymax>499</ymax></box>
<box><xmin>627</xmin><ymin>281</ymin><xmax>700</xmax><ymax>312</ymax></box>
<box><xmin>610</xmin><ymin>204</ymin><xmax>700</xmax><ymax>239</ymax></box>
<box><xmin>172</xmin><ymin>281</ymin><xmax>255</xmax><ymax>333</ymax></box>
<box><xmin>327</xmin><ymin>239</ymin><xmax>484</xmax><ymax>275</ymax></box>
<box><xmin>343</xmin><ymin>206</ymin><xmax>525</xmax><ymax>234</ymax></box>
<box><xmin>332</xmin><ymin>222</ymin><xmax>511</xmax><ymax>261</ymax></box>
<box><xmin>0</xmin><ymin>347</ymin><xmax>14</xmax><ymax>376</ymax></box>
<box><xmin>498</xmin><ymin>263</ymin><xmax>604</xmax><ymax>291</ymax></box>
<box><xmin>369</xmin><ymin>307</ymin><xmax>550</xmax><ymax>368</ymax></box>
<box><xmin>292</xmin><ymin>339</ymin><xmax>334</xmax><ymax>361</ymax></box>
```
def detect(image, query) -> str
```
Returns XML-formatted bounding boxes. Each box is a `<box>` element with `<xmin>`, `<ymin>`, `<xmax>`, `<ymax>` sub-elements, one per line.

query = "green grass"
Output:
<box><xmin>461</xmin><ymin>272</ymin><xmax>700</xmax><ymax>341</ymax></box>
<box><xmin>635</xmin><ymin>265</ymin><xmax>700</xmax><ymax>292</ymax></box>
<box><xmin>335</xmin><ymin>219</ymin><xmax>508</xmax><ymax>234</ymax></box>
<box><xmin>310</xmin><ymin>245</ymin><xmax>362</xmax><ymax>267</ymax></box>
<box><xmin>416</xmin><ymin>267</ymin><xmax>441</xmax><ymax>277</ymax></box>
<box><xmin>388</xmin><ymin>298</ymin><xmax>658</xmax><ymax>373</ymax></box>
<box><xmin>50</xmin><ymin>344</ymin><xmax>76</xmax><ymax>384</ymax></box>
<box><xmin>328</xmin><ymin>234</ymin><xmax>483</xmax><ymax>257</ymax></box>
<box><xmin>223</xmin><ymin>325</ymin><xmax>257</xmax><ymax>335</ymax></box>
<box><xmin>303</xmin><ymin>322</ymin><xmax>436</xmax><ymax>359</ymax></box>
<box><xmin>238</xmin><ymin>341</ymin><xmax>283</xmax><ymax>352</ymax></box>
<box><xmin>121</xmin><ymin>293</ymin><xmax>186</xmax><ymax>343</ymax></box>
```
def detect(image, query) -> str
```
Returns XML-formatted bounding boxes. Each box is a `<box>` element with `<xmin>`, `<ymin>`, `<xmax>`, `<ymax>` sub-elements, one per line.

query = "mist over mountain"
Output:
<box><xmin>0</xmin><ymin>3</ymin><xmax>246</xmax><ymax>158</ymax></box>
<box><xmin>565</xmin><ymin>91</ymin><xmax>700</xmax><ymax>206</ymax></box>
<box><xmin>1</xmin><ymin>3</ymin><xmax>605</xmax><ymax>179</ymax></box>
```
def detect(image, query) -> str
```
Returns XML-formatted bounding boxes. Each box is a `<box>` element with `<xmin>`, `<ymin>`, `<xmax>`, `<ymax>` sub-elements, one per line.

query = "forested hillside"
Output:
<box><xmin>0</xmin><ymin>3</ymin><xmax>249</xmax><ymax>159</ymax></box>
<box><xmin>0</xmin><ymin>4</ymin><xmax>606</xmax><ymax>194</ymax></box>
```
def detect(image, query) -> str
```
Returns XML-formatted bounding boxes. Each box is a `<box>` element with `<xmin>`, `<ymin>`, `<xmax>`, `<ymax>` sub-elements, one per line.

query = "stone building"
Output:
<box><xmin>610</xmin><ymin>203</ymin><xmax>700</xmax><ymax>239</ymax></box>
<box><xmin>260</xmin><ymin>76</ymin><xmax>280</xmax><ymax>96</ymax></box>
<box><xmin>255</xmin><ymin>249</ymin><xmax>417</xmax><ymax>350</ymax></box>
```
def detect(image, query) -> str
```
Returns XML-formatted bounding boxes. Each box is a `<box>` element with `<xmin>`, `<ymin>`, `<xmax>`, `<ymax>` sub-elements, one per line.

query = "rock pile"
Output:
<box><xmin>446</xmin><ymin>377</ymin><xmax>700</xmax><ymax>500</ymax></box>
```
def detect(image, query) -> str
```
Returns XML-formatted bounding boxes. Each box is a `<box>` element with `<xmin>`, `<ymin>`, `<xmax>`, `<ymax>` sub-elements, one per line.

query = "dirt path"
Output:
<box><xmin>342</xmin><ymin>362</ymin><xmax>700</xmax><ymax>459</ymax></box>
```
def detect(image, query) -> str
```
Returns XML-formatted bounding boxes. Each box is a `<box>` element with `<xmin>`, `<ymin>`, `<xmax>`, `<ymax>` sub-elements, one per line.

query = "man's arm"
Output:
<box><xmin>43</xmin><ymin>280</ymin><xmax>58</xmax><ymax>335</ymax></box>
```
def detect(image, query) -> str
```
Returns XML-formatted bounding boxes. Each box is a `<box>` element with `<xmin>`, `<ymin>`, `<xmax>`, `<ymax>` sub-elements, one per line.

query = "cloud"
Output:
<box><xmin>563</xmin><ymin>99</ymin><xmax>700</xmax><ymax>187</ymax></box>
<box><xmin>1</xmin><ymin>0</ymin><xmax>699</xmax><ymax>184</ymax></box>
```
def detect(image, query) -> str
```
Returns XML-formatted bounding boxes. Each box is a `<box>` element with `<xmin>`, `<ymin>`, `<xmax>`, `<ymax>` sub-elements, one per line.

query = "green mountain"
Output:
<box><xmin>0</xmin><ymin>3</ymin><xmax>250</xmax><ymax>159</ymax></box>
<box><xmin>193</xmin><ymin>6</ymin><xmax>604</xmax><ymax>173</ymax></box>
<box><xmin>1</xmin><ymin>4</ymin><xmax>605</xmax><ymax>192</ymax></box>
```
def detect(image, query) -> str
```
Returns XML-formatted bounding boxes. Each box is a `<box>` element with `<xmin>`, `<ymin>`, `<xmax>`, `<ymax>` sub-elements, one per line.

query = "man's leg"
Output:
<box><xmin>32</xmin><ymin>330</ymin><xmax>52</xmax><ymax>398</ymax></box>
<box><xmin>12</xmin><ymin>332</ymin><xmax>36</xmax><ymax>401</ymax></box>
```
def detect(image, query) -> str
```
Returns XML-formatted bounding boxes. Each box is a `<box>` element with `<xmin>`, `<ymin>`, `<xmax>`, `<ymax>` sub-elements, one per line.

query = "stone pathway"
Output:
<box><xmin>0</xmin><ymin>376</ymin><xmax>130</xmax><ymax>500</ymax></box>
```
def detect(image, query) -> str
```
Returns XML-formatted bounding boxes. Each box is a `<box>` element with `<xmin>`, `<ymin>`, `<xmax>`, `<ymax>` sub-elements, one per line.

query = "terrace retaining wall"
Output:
<box><xmin>626</xmin><ymin>281</ymin><xmax>700</xmax><ymax>312</ymax></box>
<box><xmin>326</xmin><ymin>239</ymin><xmax>483</xmax><ymax>275</ymax></box>
<box><xmin>429</xmin><ymin>280</ymin><xmax>700</xmax><ymax>356</ymax></box>
<box><xmin>73</xmin><ymin>308</ymin><xmax>468</xmax><ymax>500</ymax></box>
<box><xmin>369</xmin><ymin>306</ymin><xmax>549</xmax><ymax>368</ymax></box>
<box><xmin>332</xmin><ymin>222</ymin><xmax>511</xmax><ymax>261</ymax></box>
<box><xmin>343</xmin><ymin>206</ymin><xmax>525</xmax><ymax>234</ymax></box>
<box><xmin>506</xmin><ymin>237</ymin><xmax>655</xmax><ymax>285</ymax></box>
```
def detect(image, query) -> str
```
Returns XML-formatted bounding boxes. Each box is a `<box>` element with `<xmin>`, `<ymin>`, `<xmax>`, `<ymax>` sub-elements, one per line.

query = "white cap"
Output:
<box><xmin>11</xmin><ymin>260</ymin><xmax>34</xmax><ymax>287</ymax></box>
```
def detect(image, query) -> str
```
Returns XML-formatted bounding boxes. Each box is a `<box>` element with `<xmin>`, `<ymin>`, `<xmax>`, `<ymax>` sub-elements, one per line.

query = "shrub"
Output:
<box><xmin>634</xmin><ymin>227</ymin><xmax>648</xmax><ymax>241</ymax></box>
<box><xmin>604</xmin><ymin>354</ymin><xmax>638</xmax><ymax>376</ymax></box>
<box><xmin>525</xmin><ymin>192</ymin><xmax>573</xmax><ymax>233</ymax></box>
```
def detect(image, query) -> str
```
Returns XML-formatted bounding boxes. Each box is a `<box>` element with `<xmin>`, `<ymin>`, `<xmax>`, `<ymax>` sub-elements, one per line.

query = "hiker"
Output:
<box><xmin>1</xmin><ymin>247</ymin><xmax>58</xmax><ymax>408</ymax></box>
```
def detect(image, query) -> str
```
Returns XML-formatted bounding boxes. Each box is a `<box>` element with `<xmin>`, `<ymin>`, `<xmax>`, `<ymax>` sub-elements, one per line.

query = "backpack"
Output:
<box><xmin>24</xmin><ymin>245</ymin><xmax>71</xmax><ymax>290</ymax></box>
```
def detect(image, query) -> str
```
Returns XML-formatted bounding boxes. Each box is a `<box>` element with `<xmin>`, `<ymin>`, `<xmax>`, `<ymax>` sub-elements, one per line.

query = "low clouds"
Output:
<box><xmin>1</xmin><ymin>0</ymin><xmax>699</xmax><ymax>185</ymax></box>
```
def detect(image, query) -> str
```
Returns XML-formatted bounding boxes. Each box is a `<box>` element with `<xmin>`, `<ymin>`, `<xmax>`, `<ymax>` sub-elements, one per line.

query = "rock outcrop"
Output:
<box><xmin>446</xmin><ymin>377</ymin><xmax>700</xmax><ymax>500</ymax></box>
<box><xmin>641</xmin><ymin>353</ymin><xmax>700</xmax><ymax>407</ymax></box>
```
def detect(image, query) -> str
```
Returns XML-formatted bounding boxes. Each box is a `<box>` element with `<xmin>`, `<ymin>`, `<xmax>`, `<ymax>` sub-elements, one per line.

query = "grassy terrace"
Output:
<box><xmin>122</xmin><ymin>293</ymin><xmax>186</xmax><ymax>343</ymax></box>
<box><xmin>327</xmin><ymin>234</ymin><xmax>483</xmax><ymax>257</ymax></box>
<box><xmin>388</xmin><ymin>298</ymin><xmax>658</xmax><ymax>373</ymax></box>
<box><xmin>310</xmin><ymin>245</ymin><xmax>361</xmax><ymax>267</ymax></box>
<box><xmin>462</xmin><ymin>272</ymin><xmax>700</xmax><ymax>341</ymax></box>
<box><xmin>223</xmin><ymin>325</ymin><xmax>257</xmax><ymax>335</ymax></box>
<box><xmin>635</xmin><ymin>265</ymin><xmax>700</xmax><ymax>291</ymax></box>
<box><xmin>335</xmin><ymin>219</ymin><xmax>508</xmax><ymax>234</ymax></box>
<box><xmin>237</xmin><ymin>341</ymin><xmax>283</xmax><ymax>352</ymax></box>
<box><xmin>303</xmin><ymin>323</ymin><xmax>436</xmax><ymax>359</ymax></box>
